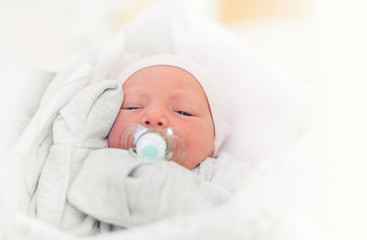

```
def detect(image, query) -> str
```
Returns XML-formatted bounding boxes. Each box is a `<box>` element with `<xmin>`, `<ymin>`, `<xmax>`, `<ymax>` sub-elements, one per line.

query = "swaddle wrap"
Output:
<box><xmin>30</xmin><ymin>78</ymin><xmax>239</xmax><ymax>232</ymax></box>
<box><xmin>34</xmin><ymin>80</ymin><xmax>124</xmax><ymax>233</ymax></box>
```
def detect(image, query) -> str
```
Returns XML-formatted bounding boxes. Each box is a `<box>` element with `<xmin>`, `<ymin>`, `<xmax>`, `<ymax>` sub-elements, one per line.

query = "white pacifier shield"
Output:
<box><xmin>136</xmin><ymin>133</ymin><xmax>167</xmax><ymax>160</ymax></box>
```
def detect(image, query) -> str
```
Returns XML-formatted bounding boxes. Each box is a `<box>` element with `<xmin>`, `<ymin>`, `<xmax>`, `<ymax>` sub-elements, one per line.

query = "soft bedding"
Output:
<box><xmin>33</xmin><ymin>80</ymin><xmax>121</xmax><ymax>231</ymax></box>
<box><xmin>30</xmin><ymin>78</ymin><xmax>244</xmax><ymax>233</ymax></box>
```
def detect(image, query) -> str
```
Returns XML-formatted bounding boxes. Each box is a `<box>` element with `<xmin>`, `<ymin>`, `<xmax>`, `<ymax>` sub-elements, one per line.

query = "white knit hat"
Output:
<box><xmin>116</xmin><ymin>54</ymin><xmax>229</xmax><ymax>157</ymax></box>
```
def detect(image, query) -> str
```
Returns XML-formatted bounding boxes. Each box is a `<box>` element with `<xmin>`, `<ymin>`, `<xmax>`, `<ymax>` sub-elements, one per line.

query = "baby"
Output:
<box><xmin>67</xmin><ymin>54</ymin><xmax>244</xmax><ymax>233</ymax></box>
<box><xmin>108</xmin><ymin>54</ymin><xmax>227</xmax><ymax>169</ymax></box>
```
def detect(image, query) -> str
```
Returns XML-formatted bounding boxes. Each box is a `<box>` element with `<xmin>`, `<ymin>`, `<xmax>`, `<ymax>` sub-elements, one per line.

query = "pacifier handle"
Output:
<box><xmin>136</xmin><ymin>132</ymin><xmax>167</xmax><ymax>162</ymax></box>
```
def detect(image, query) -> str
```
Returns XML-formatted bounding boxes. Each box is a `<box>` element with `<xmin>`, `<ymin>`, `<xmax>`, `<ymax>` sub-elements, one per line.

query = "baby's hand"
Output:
<box><xmin>52</xmin><ymin>80</ymin><xmax>123</xmax><ymax>149</ymax></box>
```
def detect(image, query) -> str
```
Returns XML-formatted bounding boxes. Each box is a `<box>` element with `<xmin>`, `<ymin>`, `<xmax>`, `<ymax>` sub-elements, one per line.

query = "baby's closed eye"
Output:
<box><xmin>176</xmin><ymin>111</ymin><xmax>192</xmax><ymax>116</ymax></box>
<box><xmin>121</xmin><ymin>101</ymin><xmax>143</xmax><ymax>110</ymax></box>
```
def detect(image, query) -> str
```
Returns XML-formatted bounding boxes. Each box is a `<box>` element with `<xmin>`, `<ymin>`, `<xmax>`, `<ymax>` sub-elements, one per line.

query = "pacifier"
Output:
<box><xmin>119</xmin><ymin>123</ymin><xmax>187</xmax><ymax>164</ymax></box>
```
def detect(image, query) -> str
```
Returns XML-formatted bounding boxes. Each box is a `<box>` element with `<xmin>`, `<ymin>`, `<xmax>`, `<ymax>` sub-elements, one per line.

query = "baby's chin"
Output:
<box><xmin>182</xmin><ymin>149</ymin><xmax>214</xmax><ymax>170</ymax></box>
<box><xmin>180</xmin><ymin>162</ymin><xmax>198</xmax><ymax>170</ymax></box>
<box><xmin>178</xmin><ymin>155</ymin><xmax>201</xmax><ymax>170</ymax></box>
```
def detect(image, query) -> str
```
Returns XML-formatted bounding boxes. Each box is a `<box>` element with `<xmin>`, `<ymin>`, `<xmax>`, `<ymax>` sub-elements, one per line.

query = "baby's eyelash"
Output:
<box><xmin>123</xmin><ymin>107</ymin><xmax>140</xmax><ymax>110</ymax></box>
<box><xmin>176</xmin><ymin>111</ymin><xmax>192</xmax><ymax>116</ymax></box>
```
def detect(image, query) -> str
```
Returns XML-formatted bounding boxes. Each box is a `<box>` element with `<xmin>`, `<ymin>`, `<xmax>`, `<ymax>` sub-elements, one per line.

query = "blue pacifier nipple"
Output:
<box><xmin>142</xmin><ymin>145</ymin><xmax>159</xmax><ymax>158</ymax></box>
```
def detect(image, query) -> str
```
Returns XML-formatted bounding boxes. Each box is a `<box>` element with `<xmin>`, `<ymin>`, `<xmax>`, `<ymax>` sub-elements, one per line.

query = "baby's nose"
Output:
<box><xmin>141</xmin><ymin>110</ymin><xmax>169</xmax><ymax>128</ymax></box>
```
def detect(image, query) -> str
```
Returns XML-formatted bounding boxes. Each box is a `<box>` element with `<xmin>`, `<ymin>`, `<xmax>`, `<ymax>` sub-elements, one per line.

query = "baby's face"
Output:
<box><xmin>108</xmin><ymin>65</ymin><xmax>215</xmax><ymax>169</ymax></box>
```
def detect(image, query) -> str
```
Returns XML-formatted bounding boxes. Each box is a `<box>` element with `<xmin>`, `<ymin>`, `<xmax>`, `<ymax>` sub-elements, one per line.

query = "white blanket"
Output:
<box><xmin>1</xmin><ymin>70</ymin><xmax>321</xmax><ymax>238</ymax></box>
<box><xmin>33</xmin><ymin>79</ymin><xmax>122</xmax><ymax>232</ymax></box>
<box><xmin>15</xmin><ymin>71</ymin><xmax>243</xmax><ymax>235</ymax></box>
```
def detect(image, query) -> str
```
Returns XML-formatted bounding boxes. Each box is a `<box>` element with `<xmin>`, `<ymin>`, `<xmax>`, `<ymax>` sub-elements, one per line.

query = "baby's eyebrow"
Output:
<box><xmin>123</xmin><ymin>88</ymin><xmax>147</xmax><ymax>97</ymax></box>
<box><xmin>171</xmin><ymin>90</ymin><xmax>205</xmax><ymax>102</ymax></box>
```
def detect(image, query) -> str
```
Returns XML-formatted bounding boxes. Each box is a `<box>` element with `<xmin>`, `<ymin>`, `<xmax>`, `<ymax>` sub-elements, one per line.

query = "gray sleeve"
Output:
<box><xmin>67</xmin><ymin>148</ymin><xmax>231</xmax><ymax>228</ymax></box>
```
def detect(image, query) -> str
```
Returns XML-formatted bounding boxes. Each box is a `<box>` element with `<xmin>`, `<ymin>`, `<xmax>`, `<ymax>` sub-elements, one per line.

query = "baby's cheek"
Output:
<box><xmin>107</xmin><ymin>125</ymin><xmax>120</xmax><ymax>148</ymax></box>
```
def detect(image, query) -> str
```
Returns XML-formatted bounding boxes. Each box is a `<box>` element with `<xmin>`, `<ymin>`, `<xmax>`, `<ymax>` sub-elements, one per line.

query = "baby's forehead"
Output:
<box><xmin>123</xmin><ymin>65</ymin><xmax>203</xmax><ymax>90</ymax></box>
<box><xmin>122</xmin><ymin>65</ymin><xmax>209</xmax><ymax>105</ymax></box>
